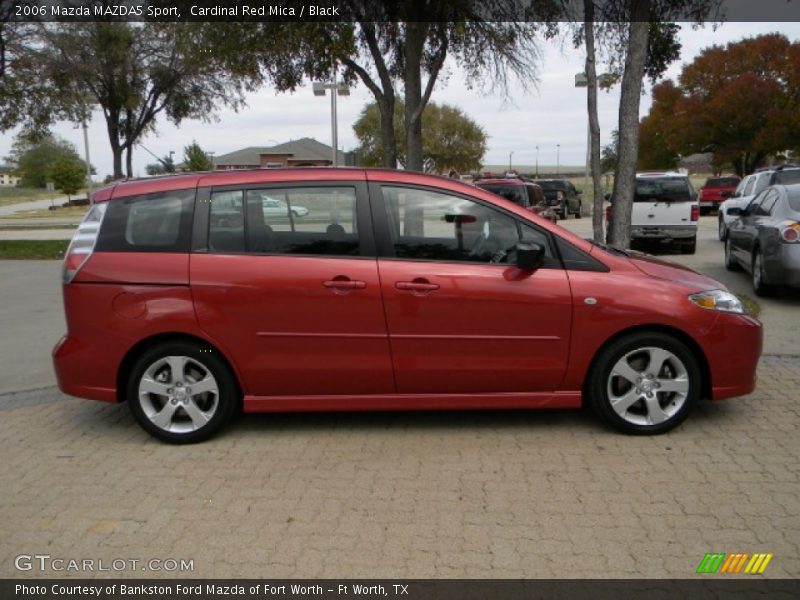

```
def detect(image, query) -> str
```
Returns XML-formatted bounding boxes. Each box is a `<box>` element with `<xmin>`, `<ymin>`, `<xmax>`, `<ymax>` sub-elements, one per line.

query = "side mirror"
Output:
<box><xmin>726</xmin><ymin>207</ymin><xmax>742</xmax><ymax>216</ymax></box>
<box><xmin>516</xmin><ymin>242</ymin><xmax>545</xmax><ymax>271</ymax></box>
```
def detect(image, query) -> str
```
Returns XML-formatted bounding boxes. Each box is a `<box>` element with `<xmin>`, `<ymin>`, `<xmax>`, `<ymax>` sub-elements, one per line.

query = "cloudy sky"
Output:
<box><xmin>2</xmin><ymin>21</ymin><xmax>799</xmax><ymax>178</ymax></box>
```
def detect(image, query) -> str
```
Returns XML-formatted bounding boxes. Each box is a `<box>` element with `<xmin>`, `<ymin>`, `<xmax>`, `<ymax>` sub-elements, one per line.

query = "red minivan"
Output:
<box><xmin>53</xmin><ymin>168</ymin><xmax>762</xmax><ymax>443</ymax></box>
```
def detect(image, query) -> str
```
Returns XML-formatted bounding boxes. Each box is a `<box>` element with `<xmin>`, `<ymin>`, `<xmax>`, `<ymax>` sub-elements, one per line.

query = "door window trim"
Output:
<box><xmin>193</xmin><ymin>180</ymin><xmax>376</xmax><ymax>259</ymax></box>
<box><xmin>367</xmin><ymin>181</ymin><xmax>563</xmax><ymax>269</ymax></box>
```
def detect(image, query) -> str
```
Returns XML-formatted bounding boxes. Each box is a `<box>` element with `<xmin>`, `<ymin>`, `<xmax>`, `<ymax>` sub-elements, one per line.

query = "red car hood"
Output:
<box><xmin>625</xmin><ymin>250</ymin><xmax>724</xmax><ymax>291</ymax></box>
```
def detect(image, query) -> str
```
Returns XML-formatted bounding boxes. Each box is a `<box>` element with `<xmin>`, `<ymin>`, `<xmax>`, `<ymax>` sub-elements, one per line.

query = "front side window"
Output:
<box><xmin>381</xmin><ymin>186</ymin><xmax>553</xmax><ymax>265</ymax></box>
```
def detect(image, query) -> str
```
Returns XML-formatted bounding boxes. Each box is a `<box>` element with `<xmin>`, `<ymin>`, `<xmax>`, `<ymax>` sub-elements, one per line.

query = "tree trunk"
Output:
<box><xmin>404</xmin><ymin>22</ymin><xmax>425</xmax><ymax>172</ymax></box>
<box><xmin>125</xmin><ymin>144</ymin><xmax>133</xmax><ymax>178</ymax></box>
<box><xmin>608</xmin><ymin>1</ymin><xmax>650</xmax><ymax>248</ymax></box>
<box><xmin>106</xmin><ymin>114</ymin><xmax>124</xmax><ymax>180</ymax></box>
<box><xmin>378</xmin><ymin>95</ymin><xmax>397</xmax><ymax>168</ymax></box>
<box><xmin>584</xmin><ymin>8</ymin><xmax>605</xmax><ymax>243</ymax></box>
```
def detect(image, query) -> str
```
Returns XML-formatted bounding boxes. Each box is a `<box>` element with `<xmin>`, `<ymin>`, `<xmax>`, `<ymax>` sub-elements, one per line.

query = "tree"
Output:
<box><xmin>48</xmin><ymin>154</ymin><xmax>85</xmax><ymax>201</ymax></box>
<box><xmin>354</xmin><ymin>100</ymin><xmax>487</xmax><ymax>174</ymax></box>
<box><xmin>641</xmin><ymin>33</ymin><xmax>800</xmax><ymax>175</ymax></box>
<box><xmin>5</xmin><ymin>22</ymin><xmax>249</xmax><ymax>179</ymax></box>
<box><xmin>601</xmin><ymin>129</ymin><xmax>620</xmax><ymax>174</ymax></box>
<box><xmin>5</xmin><ymin>133</ymin><xmax>86</xmax><ymax>188</ymax></box>
<box><xmin>198</xmin><ymin>3</ymin><xmax>553</xmax><ymax>171</ymax></box>
<box><xmin>183</xmin><ymin>141</ymin><xmax>213</xmax><ymax>172</ymax></box>
<box><xmin>145</xmin><ymin>155</ymin><xmax>176</xmax><ymax>176</ymax></box>
<box><xmin>637</xmin><ymin>80</ymin><xmax>682</xmax><ymax>170</ymax></box>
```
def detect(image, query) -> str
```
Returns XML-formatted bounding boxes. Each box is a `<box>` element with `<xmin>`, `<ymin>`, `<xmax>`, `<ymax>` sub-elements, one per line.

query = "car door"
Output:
<box><xmin>369</xmin><ymin>183</ymin><xmax>572</xmax><ymax>394</ymax></box>
<box><xmin>730</xmin><ymin>190</ymin><xmax>774</xmax><ymax>266</ymax></box>
<box><xmin>190</xmin><ymin>181</ymin><xmax>394</xmax><ymax>397</ymax></box>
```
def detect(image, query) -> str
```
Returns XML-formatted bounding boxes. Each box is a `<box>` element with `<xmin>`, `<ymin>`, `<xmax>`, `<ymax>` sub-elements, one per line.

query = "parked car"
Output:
<box><xmin>54</xmin><ymin>168</ymin><xmax>761</xmax><ymax>443</ymax></box>
<box><xmin>535</xmin><ymin>179</ymin><xmax>582</xmax><ymax>219</ymax></box>
<box><xmin>474</xmin><ymin>177</ymin><xmax>558</xmax><ymax>223</ymax></box>
<box><xmin>719</xmin><ymin>166</ymin><xmax>800</xmax><ymax>241</ymax></box>
<box><xmin>698</xmin><ymin>175</ymin><xmax>740</xmax><ymax>215</ymax></box>
<box><xmin>724</xmin><ymin>184</ymin><xmax>800</xmax><ymax>295</ymax></box>
<box><xmin>607</xmin><ymin>172</ymin><xmax>698</xmax><ymax>254</ymax></box>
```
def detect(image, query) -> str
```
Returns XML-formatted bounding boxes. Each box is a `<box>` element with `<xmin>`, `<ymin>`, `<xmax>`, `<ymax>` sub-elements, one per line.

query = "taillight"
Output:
<box><xmin>605</xmin><ymin>205</ymin><xmax>612</xmax><ymax>221</ymax></box>
<box><xmin>691</xmin><ymin>205</ymin><xmax>699</xmax><ymax>221</ymax></box>
<box><xmin>779</xmin><ymin>221</ymin><xmax>800</xmax><ymax>243</ymax></box>
<box><xmin>63</xmin><ymin>202</ymin><xmax>107</xmax><ymax>283</ymax></box>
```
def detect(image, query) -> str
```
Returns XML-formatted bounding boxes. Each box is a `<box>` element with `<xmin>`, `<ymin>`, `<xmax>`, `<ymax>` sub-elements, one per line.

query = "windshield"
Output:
<box><xmin>478</xmin><ymin>184</ymin><xmax>527</xmax><ymax>206</ymax></box>
<box><xmin>634</xmin><ymin>178</ymin><xmax>693</xmax><ymax>202</ymax></box>
<box><xmin>705</xmin><ymin>177</ymin><xmax>740</xmax><ymax>187</ymax></box>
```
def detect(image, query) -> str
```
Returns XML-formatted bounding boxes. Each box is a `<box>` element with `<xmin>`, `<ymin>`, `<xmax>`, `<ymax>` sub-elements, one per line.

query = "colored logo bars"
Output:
<box><xmin>696</xmin><ymin>553</ymin><xmax>774</xmax><ymax>574</ymax></box>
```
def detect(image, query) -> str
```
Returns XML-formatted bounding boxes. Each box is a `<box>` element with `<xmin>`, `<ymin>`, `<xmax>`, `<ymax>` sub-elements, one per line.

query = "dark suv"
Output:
<box><xmin>536</xmin><ymin>179</ymin><xmax>582</xmax><ymax>219</ymax></box>
<box><xmin>474</xmin><ymin>177</ymin><xmax>557</xmax><ymax>223</ymax></box>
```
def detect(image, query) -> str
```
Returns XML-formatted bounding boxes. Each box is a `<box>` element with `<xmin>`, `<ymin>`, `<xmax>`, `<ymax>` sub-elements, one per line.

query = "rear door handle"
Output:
<box><xmin>323</xmin><ymin>276</ymin><xmax>366</xmax><ymax>292</ymax></box>
<box><xmin>395</xmin><ymin>278</ymin><xmax>440</xmax><ymax>293</ymax></box>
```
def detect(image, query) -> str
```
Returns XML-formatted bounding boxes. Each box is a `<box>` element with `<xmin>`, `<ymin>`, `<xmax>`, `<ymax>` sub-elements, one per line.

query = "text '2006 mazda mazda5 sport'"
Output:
<box><xmin>53</xmin><ymin>168</ymin><xmax>762</xmax><ymax>443</ymax></box>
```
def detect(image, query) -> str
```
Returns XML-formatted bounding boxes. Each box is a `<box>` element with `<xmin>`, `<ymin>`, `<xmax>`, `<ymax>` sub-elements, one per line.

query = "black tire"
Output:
<box><xmin>718</xmin><ymin>216</ymin><xmax>727</xmax><ymax>242</ymax></box>
<box><xmin>587</xmin><ymin>332</ymin><xmax>700</xmax><ymax>435</ymax></box>
<box><xmin>752</xmin><ymin>248</ymin><xmax>773</xmax><ymax>297</ymax></box>
<box><xmin>724</xmin><ymin>238</ymin><xmax>740</xmax><ymax>271</ymax></box>
<box><xmin>574</xmin><ymin>202</ymin><xmax>582</xmax><ymax>218</ymax></box>
<box><xmin>681</xmin><ymin>238</ymin><xmax>696</xmax><ymax>254</ymax></box>
<box><xmin>560</xmin><ymin>202</ymin><xmax>568</xmax><ymax>220</ymax></box>
<box><xmin>127</xmin><ymin>341</ymin><xmax>239</xmax><ymax>443</ymax></box>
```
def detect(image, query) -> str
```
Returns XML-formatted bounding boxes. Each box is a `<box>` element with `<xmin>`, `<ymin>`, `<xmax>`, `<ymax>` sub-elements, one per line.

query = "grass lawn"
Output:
<box><xmin>2</xmin><ymin>205</ymin><xmax>89</xmax><ymax>220</ymax></box>
<box><xmin>0</xmin><ymin>240</ymin><xmax>69</xmax><ymax>260</ymax></box>
<box><xmin>0</xmin><ymin>187</ymin><xmax>59</xmax><ymax>207</ymax></box>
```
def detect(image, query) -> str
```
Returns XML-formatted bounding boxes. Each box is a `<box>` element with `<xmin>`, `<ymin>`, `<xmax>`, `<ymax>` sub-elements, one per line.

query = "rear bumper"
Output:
<box><xmin>631</xmin><ymin>225</ymin><xmax>696</xmax><ymax>241</ymax></box>
<box><xmin>53</xmin><ymin>334</ymin><xmax>117</xmax><ymax>402</ymax></box>
<box><xmin>699</xmin><ymin>199</ymin><xmax>723</xmax><ymax>208</ymax></box>
<box><xmin>704</xmin><ymin>314</ymin><xmax>762</xmax><ymax>401</ymax></box>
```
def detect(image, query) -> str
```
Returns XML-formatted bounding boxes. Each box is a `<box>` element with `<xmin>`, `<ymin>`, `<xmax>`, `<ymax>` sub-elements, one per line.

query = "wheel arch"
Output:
<box><xmin>116</xmin><ymin>332</ymin><xmax>243</xmax><ymax>403</ymax></box>
<box><xmin>581</xmin><ymin>324</ymin><xmax>712</xmax><ymax>402</ymax></box>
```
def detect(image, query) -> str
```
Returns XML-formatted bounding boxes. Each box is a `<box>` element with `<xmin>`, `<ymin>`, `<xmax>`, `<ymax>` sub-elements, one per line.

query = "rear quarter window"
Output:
<box><xmin>96</xmin><ymin>189</ymin><xmax>195</xmax><ymax>253</ymax></box>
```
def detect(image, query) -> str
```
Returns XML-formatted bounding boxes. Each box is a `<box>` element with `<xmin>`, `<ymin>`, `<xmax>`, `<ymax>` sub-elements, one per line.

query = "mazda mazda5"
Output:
<box><xmin>53</xmin><ymin>168</ymin><xmax>762</xmax><ymax>443</ymax></box>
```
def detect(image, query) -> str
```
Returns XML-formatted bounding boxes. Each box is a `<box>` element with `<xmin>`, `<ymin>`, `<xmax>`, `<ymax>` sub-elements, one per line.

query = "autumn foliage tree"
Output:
<box><xmin>639</xmin><ymin>34</ymin><xmax>800</xmax><ymax>175</ymax></box>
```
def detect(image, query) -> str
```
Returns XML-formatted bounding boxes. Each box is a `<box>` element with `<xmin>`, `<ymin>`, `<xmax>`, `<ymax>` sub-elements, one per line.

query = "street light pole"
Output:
<box><xmin>81</xmin><ymin>117</ymin><xmax>93</xmax><ymax>205</ymax></box>
<box><xmin>509</xmin><ymin>150</ymin><xmax>514</xmax><ymax>172</ymax></box>
<box><xmin>557</xmin><ymin>144</ymin><xmax>561</xmax><ymax>176</ymax></box>
<box><xmin>535</xmin><ymin>146</ymin><xmax>539</xmax><ymax>178</ymax></box>
<box><xmin>313</xmin><ymin>70</ymin><xmax>349</xmax><ymax>167</ymax></box>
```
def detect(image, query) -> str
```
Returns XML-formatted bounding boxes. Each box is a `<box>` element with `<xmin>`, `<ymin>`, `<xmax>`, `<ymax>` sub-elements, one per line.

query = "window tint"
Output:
<box><xmin>477</xmin><ymin>184</ymin><xmax>529</xmax><ymax>207</ymax></box>
<box><xmin>773</xmin><ymin>169</ymin><xmax>800</xmax><ymax>185</ymax></box>
<box><xmin>209</xmin><ymin>191</ymin><xmax>245</xmax><ymax>252</ymax></box>
<box><xmin>634</xmin><ymin>177</ymin><xmax>693</xmax><ymax>202</ymax></box>
<box><xmin>97</xmin><ymin>189</ymin><xmax>195</xmax><ymax>252</ymax></box>
<box><xmin>381</xmin><ymin>186</ymin><xmax>554</xmax><ymax>266</ymax></box>
<box><xmin>706</xmin><ymin>177</ymin><xmax>740</xmax><ymax>187</ymax></box>
<box><xmin>742</xmin><ymin>177</ymin><xmax>756</xmax><ymax>196</ymax></box>
<box><xmin>754</xmin><ymin>173</ymin><xmax>770</xmax><ymax>194</ymax></box>
<box><xmin>787</xmin><ymin>189</ymin><xmax>800</xmax><ymax>212</ymax></box>
<box><xmin>244</xmin><ymin>187</ymin><xmax>359</xmax><ymax>256</ymax></box>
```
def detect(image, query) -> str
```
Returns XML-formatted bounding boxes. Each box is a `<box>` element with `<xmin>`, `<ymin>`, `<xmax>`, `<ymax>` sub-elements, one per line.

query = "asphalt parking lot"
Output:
<box><xmin>0</xmin><ymin>215</ymin><xmax>798</xmax><ymax>579</ymax></box>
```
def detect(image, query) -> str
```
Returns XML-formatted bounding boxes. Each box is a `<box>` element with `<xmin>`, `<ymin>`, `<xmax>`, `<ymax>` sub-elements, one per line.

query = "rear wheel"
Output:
<box><xmin>681</xmin><ymin>237</ymin><xmax>696</xmax><ymax>254</ymax></box>
<box><xmin>574</xmin><ymin>201</ymin><xmax>582</xmax><ymax>218</ymax></box>
<box><xmin>587</xmin><ymin>332</ymin><xmax>699</xmax><ymax>435</ymax></box>
<box><xmin>127</xmin><ymin>341</ymin><xmax>238</xmax><ymax>443</ymax></box>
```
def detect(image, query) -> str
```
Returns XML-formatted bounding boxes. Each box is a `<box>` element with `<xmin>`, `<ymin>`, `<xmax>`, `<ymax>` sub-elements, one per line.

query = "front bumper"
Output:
<box><xmin>704</xmin><ymin>313</ymin><xmax>763</xmax><ymax>400</ymax></box>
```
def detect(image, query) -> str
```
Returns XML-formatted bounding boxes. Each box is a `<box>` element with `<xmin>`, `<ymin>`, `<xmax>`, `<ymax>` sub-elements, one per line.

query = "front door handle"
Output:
<box><xmin>323</xmin><ymin>276</ymin><xmax>366</xmax><ymax>293</ymax></box>
<box><xmin>395</xmin><ymin>278</ymin><xmax>440</xmax><ymax>294</ymax></box>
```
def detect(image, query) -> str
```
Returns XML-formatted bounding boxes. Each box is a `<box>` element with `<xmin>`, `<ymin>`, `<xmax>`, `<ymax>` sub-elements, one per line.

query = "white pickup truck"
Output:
<box><xmin>625</xmin><ymin>172</ymin><xmax>699</xmax><ymax>254</ymax></box>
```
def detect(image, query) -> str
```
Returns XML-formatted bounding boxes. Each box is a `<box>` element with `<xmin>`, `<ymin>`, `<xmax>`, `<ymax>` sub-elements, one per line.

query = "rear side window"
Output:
<box><xmin>634</xmin><ymin>178</ymin><xmax>693</xmax><ymax>202</ymax></box>
<box><xmin>97</xmin><ymin>189</ymin><xmax>195</xmax><ymax>252</ymax></box>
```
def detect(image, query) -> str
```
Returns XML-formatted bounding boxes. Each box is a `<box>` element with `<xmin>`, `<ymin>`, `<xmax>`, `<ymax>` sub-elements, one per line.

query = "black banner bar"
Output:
<box><xmin>2</xmin><ymin>579</ymin><xmax>800</xmax><ymax>600</ymax></box>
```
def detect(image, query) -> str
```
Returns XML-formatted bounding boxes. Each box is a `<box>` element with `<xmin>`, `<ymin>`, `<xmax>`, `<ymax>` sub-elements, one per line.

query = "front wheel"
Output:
<box><xmin>718</xmin><ymin>216</ymin><xmax>727</xmax><ymax>241</ymax></box>
<box><xmin>587</xmin><ymin>332</ymin><xmax>700</xmax><ymax>435</ymax></box>
<box><xmin>574</xmin><ymin>202</ymin><xmax>582</xmax><ymax>218</ymax></box>
<box><xmin>127</xmin><ymin>341</ymin><xmax>238</xmax><ymax>443</ymax></box>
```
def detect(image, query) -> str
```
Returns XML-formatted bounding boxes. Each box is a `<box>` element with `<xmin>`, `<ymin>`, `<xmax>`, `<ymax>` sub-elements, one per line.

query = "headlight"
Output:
<box><xmin>688</xmin><ymin>289</ymin><xmax>744</xmax><ymax>314</ymax></box>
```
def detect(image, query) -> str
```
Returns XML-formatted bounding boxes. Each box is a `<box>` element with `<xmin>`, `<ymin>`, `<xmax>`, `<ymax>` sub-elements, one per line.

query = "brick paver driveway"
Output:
<box><xmin>1</xmin><ymin>355</ymin><xmax>798</xmax><ymax>579</ymax></box>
